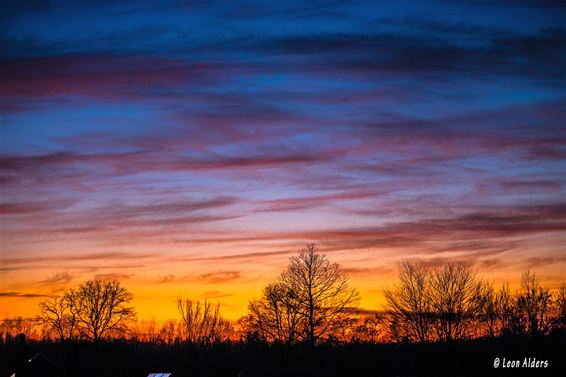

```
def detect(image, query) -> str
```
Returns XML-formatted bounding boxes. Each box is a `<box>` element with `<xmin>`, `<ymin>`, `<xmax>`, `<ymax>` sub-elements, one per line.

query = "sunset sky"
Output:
<box><xmin>1</xmin><ymin>0</ymin><xmax>565</xmax><ymax>322</ymax></box>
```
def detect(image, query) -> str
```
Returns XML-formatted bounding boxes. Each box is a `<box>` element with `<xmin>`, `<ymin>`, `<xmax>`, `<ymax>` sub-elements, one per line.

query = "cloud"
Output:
<box><xmin>525</xmin><ymin>256</ymin><xmax>566</xmax><ymax>268</ymax></box>
<box><xmin>0</xmin><ymin>193</ymin><xmax>242</xmax><ymax>246</ymax></box>
<box><xmin>0</xmin><ymin>53</ymin><xmax>231</xmax><ymax>100</ymax></box>
<box><xmin>173</xmin><ymin>202</ymin><xmax>565</xmax><ymax>261</ymax></box>
<box><xmin>178</xmin><ymin>152</ymin><xmax>331</xmax><ymax>170</ymax></box>
<box><xmin>341</xmin><ymin>266</ymin><xmax>394</xmax><ymax>276</ymax></box>
<box><xmin>81</xmin><ymin>196</ymin><xmax>242</xmax><ymax>229</ymax></box>
<box><xmin>172</xmin><ymin>249</ymin><xmax>294</xmax><ymax>262</ymax></box>
<box><xmin>0</xmin><ymin>266</ymin><xmax>24</xmax><ymax>273</ymax></box>
<box><xmin>202</xmin><ymin>290</ymin><xmax>234</xmax><ymax>299</ymax></box>
<box><xmin>198</xmin><ymin>270</ymin><xmax>241</xmax><ymax>284</ymax></box>
<box><xmin>403</xmin><ymin>206</ymin><xmax>564</xmax><ymax>237</ymax></box>
<box><xmin>93</xmin><ymin>273</ymin><xmax>132</xmax><ymax>281</ymax></box>
<box><xmin>3</xmin><ymin>22</ymin><xmax>562</xmax><ymax>120</ymax></box>
<box><xmin>243</xmin><ymin>28</ymin><xmax>565</xmax><ymax>80</ymax></box>
<box><xmin>377</xmin><ymin>16</ymin><xmax>510</xmax><ymax>37</ymax></box>
<box><xmin>478</xmin><ymin>258</ymin><xmax>505</xmax><ymax>270</ymax></box>
<box><xmin>255</xmin><ymin>190</ymin><xmax>377</xmax><ymax>213</ymax></box>
<box><xmin>156</xmin><ymin>274</ymin><xmax>175</xmax><ymax>284</ymax></box>
<box><xmin>39</xmin><ymin>272</ymin><xmax>73</xmax><ymax>286</ymax></box>
<box><xmin>2</xmin><ymin>252</ymin><xmax>156</xmax><ymax>266</ymax></box>
<box><xmin>524</xmin><ymin>146</ymin><xmax>566</xmax><ymax>161</ymax></box>
<box><xmin>446</xmin><ymin>0</ymin><xmax>566</xmax><ymax>8</ymax></box>
<box><xmin>0</xmin><ymin>291</ymin><xmax>49</xmax><ymax>298</ymax></box>
<box><xmin>0</xmin><ymin>199</ymin><xmax>76</xmax><ymax>215</ymax></box>
<box><xmin>497</xmin><ymin>179</ymin><xmax>564</xmax><ymax>192</ymax></box>
<box><xmin>0</xmin><ymin>148</ymin><xmax>334</xmax><ymax>180</ymax></box>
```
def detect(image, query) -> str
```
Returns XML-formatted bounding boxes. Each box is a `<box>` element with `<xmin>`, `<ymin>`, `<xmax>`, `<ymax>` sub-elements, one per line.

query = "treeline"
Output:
<box><xmin>384</xmin><ymin>261</ymin><xmax>565</xmax><ymax>342</ymax></box>
<box><xmin>1</xmin><ymin>244</ymin><xmax>565</xmax><ymax>346</ymax></box>
<box><xmin>241</xmin><ymin>244</ymin><xmax>565</xmax><ymax>344</ymax></box>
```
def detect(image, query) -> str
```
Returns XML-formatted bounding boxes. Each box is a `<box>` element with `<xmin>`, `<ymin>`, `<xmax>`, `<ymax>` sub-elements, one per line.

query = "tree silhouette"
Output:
<box><xmin>282</xmin><ymin>244</ymin><xmax>360</xmax><ymax>346</ymax></box>
<box><xmin>555</xmin><ymin>284</ymin><xmax>566</xmax><ymax>330</ymax></box>
<box><xmin>247</xmin><ymin>282</ymin><xmax>301</xmax><ymax>344</ymax></box>
<box><xmin>428</xmin><ymin>263</ymin><xmax>483</xmax><ymax>341</ymax></box>
<box><xmin>38</xmin><ymin>290</ymin><xmax>78</xmax><ymax>341</ymax></box>
<box><xmin>477</xmin><ymin>282</ymin><xmax>521</xmax><ymax>337</ymax></box>
<box><xmin>517</xmin><ymin>270</ymin><xmax>553</xmax><ymax>336</ymax></box>
<box><xmin>71</xmin><ymin>280</ymin><xmax>136</xmax><ymax>342</ymax></box>
<box><xmin>384</xmin><ymin>261</ymin><xmax>484</xmax><ymax>342</ymax></box>
<box><xmin>177</xmin><ymin>298</ymin><xmax>230</xmax><ymax>346</ymax></box>
<box><xmin>248</xmin><ymin>243</ymin><xmax>359</xmax><ymax>347</ymax></box>
<box><xmin>350</xmin><ymin>312</ymin><xmax>387</xmax><ymax>343</ymax></box>
<box><xmin>383</xmin><ymin>261</ymin><xmax>433</xmax><ymax>343</ymax></box>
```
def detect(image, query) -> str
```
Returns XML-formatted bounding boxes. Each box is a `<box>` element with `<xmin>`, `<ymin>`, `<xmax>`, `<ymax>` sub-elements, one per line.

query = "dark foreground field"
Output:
<box><xmin>2</xmin><ymin>333</ymin><xmax>565</xmax><ymax>377</ymax></box>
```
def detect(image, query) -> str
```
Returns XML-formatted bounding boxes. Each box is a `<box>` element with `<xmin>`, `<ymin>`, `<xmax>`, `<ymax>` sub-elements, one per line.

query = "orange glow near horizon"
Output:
<box><xmin>2</xmin><ymin>239</ymin><xmax>564</xmax><ymax>322</ymax></box>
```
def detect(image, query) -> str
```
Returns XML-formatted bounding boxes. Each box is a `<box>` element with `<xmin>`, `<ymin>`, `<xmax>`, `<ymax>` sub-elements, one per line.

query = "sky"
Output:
<box><xmin>1</xmin><ymin>0</ymin><xmax>565</xmax><ymax>321</ymax></box>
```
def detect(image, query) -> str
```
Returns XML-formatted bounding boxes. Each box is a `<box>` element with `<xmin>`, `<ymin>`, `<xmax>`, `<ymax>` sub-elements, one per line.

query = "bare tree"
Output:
<box><xmin>384</xmin><ymin>261</ymin><xmax>484</xmax><ymax>342</ymax></box>
<box><xmin>350</xmin><ymin>313</ymin><xmax>386</xmax><ymax>343</ymax></box>
<box><xmin>496</xmin><ymin>283</ymin><xmax>521</xmax><ymax>335</ymax></box>
<box><xmin>279</xmin><ymin>243</ymin><xmax>360</xmax><ymax>347</ymax></box>
<box><xmin>247</xmin><ymin>244</ymin><xmax>359</xmax><ymax>347</ymax></box>
<box><xmin>383</xmin><ymin>261</ymin><xmax>433</xmax><ymax>343</ymax></box>
<box><xmin>71</xmin><ymin>280</ymin><xmax>136</xmax><ymax>342</ymax></box>
<box><xmin>428</xmin><ymin>263</ymin><xmax>483</xmax><ymax>341</ymax></box>
<box><xmin>517</xmin><ymin>270</ymin><xmax>553</xmax><ymax>336</ymax></box>
<box><xmin>554</xmin><ymin>284</ymin><xmax>566</xmax><ymax>330</ymax></box>
<box><xmin>247</xmin><ymin>282</ymin><xmax>301</xmax><ymax>344</ymax></box>
<box><xmin>159</xmin><ymin>319</ymin><xmax>180</xmax><ymax>344</ymax></box>
<box><xmin>177</xmin><ymin>298</ymin><xmax>230</xmax><ymax>346</ymax></box>
<box><xmin>477</xmin><ymin>282</ymin><xmax>523</xmax><ymax>337</ymax></box>
<box><xmin>38</xmin><ymin>290</ymin><xmax>78</xmax><ymax>341</ymax></box>
<box><xmin>0</xmin><ymin>316</ymin><xmax>41</xmax><ymax>342</ymax></box>
<box><xmin>477</xmin><ymin>282</ymin><xmax>498</xmax><ymax>338</ymax></box>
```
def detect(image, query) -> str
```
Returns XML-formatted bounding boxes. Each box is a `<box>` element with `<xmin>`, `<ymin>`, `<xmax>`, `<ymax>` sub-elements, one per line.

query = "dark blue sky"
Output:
<box><xmin>1</xmin><ymin>0</ymin><xmax>565</xmax><ymax>319</ymax></box>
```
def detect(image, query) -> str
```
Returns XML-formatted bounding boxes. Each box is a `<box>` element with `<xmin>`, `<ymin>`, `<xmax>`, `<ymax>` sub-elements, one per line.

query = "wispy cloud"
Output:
<box><xmin>2</xmin><ymin>252</ymin><xmax>156</xmax><ymax>266</ymax></box>
<box><xmin>198</xmin><ymin>271</ymin><xmax>242</xmax><ymax>284</ymax></box>
<box><xmin>93</xmin><ymin>273</ymin><xmax>133</xmax><ymax>281</ymax></box>
<box><xmin>171</xmin><ymin>249</ymin><xmax>294</xmax><ymax>262</ymax></box>
<box><xmin>39</xmin><ymin>272</ymin><xmax>73</xmax><ymax>286</ymax></box>
<box><xmin>155</xmin><ymin>274</ymin><xmax>175</xmax><ymax>284</ymax></box>
<box><xmin>0</xmin><ymin>291</ymin><xmax>49</xmax><ymax>298</ymax></box>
